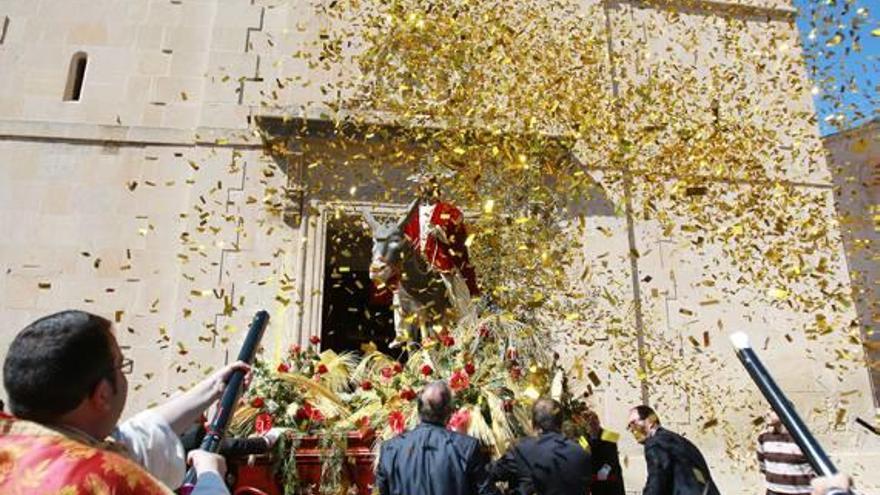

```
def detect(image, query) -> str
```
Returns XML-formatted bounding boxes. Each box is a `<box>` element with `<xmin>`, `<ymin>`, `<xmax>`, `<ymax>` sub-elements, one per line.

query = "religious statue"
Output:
<box><xmin>363</xmin><ymin>173</ymin><xmax>480</xmax><ymax>347</ymax></box>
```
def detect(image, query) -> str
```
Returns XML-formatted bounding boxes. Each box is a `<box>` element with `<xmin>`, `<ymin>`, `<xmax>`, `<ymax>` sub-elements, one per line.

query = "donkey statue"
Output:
<box><xmin>362</xmin><ymin>199</ymin><xmax>470</xmax><ymax>347</ymax></box>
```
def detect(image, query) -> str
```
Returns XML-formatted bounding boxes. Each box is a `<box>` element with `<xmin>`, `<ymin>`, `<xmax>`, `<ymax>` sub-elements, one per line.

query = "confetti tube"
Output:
<box><xmin>179</xmin><ymin>310</ymin><xmax>270</xmax><ymax>494</ymax></box>
<box><xmin>729</xmin><ymin>331</ymin><xmax>848</xmax><ymax>493</ymax></box>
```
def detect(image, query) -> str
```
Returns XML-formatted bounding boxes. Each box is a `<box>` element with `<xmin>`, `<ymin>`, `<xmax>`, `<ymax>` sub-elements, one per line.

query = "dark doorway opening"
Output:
<box><xmin>321</xmin><ymin>212</ymin><xmax>400</xmax><ymax>358</ymax></box>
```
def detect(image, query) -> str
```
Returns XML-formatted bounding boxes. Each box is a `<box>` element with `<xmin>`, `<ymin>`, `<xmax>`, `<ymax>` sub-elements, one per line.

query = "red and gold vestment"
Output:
<box><xmin>0</xmin><ymin>416</ymin><xmax>173</xmax><ymax>495</ymax></box>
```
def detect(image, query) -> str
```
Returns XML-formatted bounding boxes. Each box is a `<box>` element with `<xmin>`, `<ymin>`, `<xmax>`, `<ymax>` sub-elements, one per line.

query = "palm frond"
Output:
<box><xmin>318</xmin><ymin>350</ymin><xmax>357</xmax><ymax>393</ymax></box>
<box><xmin>230</xmin><ymin>405</ymin><xmax>258</xmax><ymax>436</ymax></box>
<box><xmin>312</xmin><ymin>395</ymin><xmax>350</xmax><ymax>420</ymax></box>
<box><xmin>335</xmin><ymin>400</ymin><xmax>384</xmax><ymax>430</ymax></box>
<box><xmin>353</xmin><ymin>350</ymin><xmax>396</xmax><ymax>381</ymax></box>
<box><xmin>467</xmin><ymin>405</ymin><xmax>495</xmax><ymax>448</ymax></box>
<box><xmin>277</xmin><ymin>372</ymin><xmax>352</xmax><ymax>416</ymax></box>
<box><xmin>485</xmin><ymin>392</ymin><xmax>515</xmax><ymax>454</ymax></box>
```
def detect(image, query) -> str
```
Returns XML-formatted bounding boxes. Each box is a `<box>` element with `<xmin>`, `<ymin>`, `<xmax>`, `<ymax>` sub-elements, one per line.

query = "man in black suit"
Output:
<box><xmin>375</xmin><ymin>380</ymin><xmax>499</xmax><ymax>495</ymax></box>
<box><xmin>584</xmin><ymin>410</ymin><xmax>625</xmax><ymax>495</ymax></box>
<box><xmin>628</xmin><ymin>405</ymin><xmax>720</xmax><ymax>495</ymax></box>
<box><xmin>491</xmin><ymin>398</ymin><xmax>592</xmax><ymax>495</ymax></box>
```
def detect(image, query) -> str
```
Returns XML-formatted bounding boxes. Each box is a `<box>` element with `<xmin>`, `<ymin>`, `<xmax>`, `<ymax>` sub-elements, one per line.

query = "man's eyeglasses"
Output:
<box><xmin>115</xmin><ymin>357</ymin><xmax>134</xmax><ymax>375</ymax></box>
<box><xmin>92</xmin><ymin>357</ymin><xmax>134</xmax><ymax>392</ymax></box>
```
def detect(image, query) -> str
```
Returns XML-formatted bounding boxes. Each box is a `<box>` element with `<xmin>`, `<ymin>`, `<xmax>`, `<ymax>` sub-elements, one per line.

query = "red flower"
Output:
<box><xmin>399</xmin><ymin>388</ymin><xmax>416</xmax><ymax>401</ymax></box>
<box><xmin>310</xmin><ymin>335</ymin><xmax>321</xmax><ymax>345</ymax></box>
<box><xmin>289</xmin><ymin>344</ymin><xmax>302</xmax><ymax>355</ymax></box>
<box><xmin>506</xmin><ymin>347</ymin><xmax>518</xmax><ymax>361</ymax></box>
<box><xmin>361</xmin><ymin>380</ymin><xmax>373</xmax><ymax>391</ymax></box>
<box><xmin>502</xmin><ymin>399</ymin><xmax>515</xmax><ymax>412</ymax></box>
<box><xmin>277</xmin><ymin>362</ymin><xmax>290</xmax><ymax>373</ymax></box>
<box><xmin>478</xmin><ymin>324</ymin><xmax>491</xmax><ymax>339</ymax></box>
<box><xmin>447</xmin><ymin>408</ymin><xmax>471</xmax><ymax>434</ymax></box>
<box><xmin>250</xmin><ymin>397</ymin><xmax>265</xmax><ymax>408</ymax></box>
<box><xmin>307</xmin><ymin>405</ymin><xmax>324</xmax><ymax>422</ymax></box>
<box><xmin>356</xmin><ymin>416</ymin><xmax>371</xmax><ymax>429</ymax></box>
<box><xmin>420</xmin><ymin>364</ymin><xmax>433</xmax><ymax>376</ymax></box>
<box><xmin>389</xmin><ymin>410</ymin><xmax>406</xmax><ymax>434</ymax></box>
<box><xmin>509</xmin><ymin>366</ymin><xmax>522</xmax><ymax>380</ymax></box>
<box><xmin>381</xmin><ymin>362</ymin><xmax>403</xmax><ymax>380</ymax></box>
<box><xmin>296</xmin><ymin>402</ymin><xmax>324</xmax><ymax>423</ymax></box>
<box><xmin>464</xmin><ymin>362</ymin><xmax>476</xmax><ymax>375</ymax></box>
<box><xmin>316</xmin><ymin>364</ymin><xmax>328</xmax><ymax>375</ymax></box>
<box><xmin>255</xmin><ymin>412</ymin><xmax>273</xmax><ymax>434</ymax></box>
<box><xmin>439</xmin><ymin>332</ymin><xmax>455</xmax><ymax>347</ymax></box>
<box><xmin>449</xmin><ymin>369</ymin><xmax>470</xmax><ymax>392</ymax></box>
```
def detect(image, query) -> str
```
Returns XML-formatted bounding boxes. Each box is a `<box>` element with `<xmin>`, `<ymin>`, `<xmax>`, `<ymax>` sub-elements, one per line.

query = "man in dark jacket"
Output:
<box><xmin>584</xmin><ymin>410</ymin><xmax>625</xmax><ymax>495</ymax></box>
<box><xmin>628</xmin><ymin>405</ymin><xmax>720</xmax><ymax>495</ymax></box>
<box><xmin>375</xmin><ymin>381</ymin><xmax>499</xmax><ymax>495</ymax></box>
<box><xmin>491</xmin><ymin>398</ymin><xmax>592</xmax><ymax>495</ymax></box>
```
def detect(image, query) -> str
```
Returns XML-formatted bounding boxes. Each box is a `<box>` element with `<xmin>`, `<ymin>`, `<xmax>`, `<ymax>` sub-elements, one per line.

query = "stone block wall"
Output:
<box><xmin>0</xmin><ymin>0</ymin><xmax>878</xmax><ymax>491</ymax></box>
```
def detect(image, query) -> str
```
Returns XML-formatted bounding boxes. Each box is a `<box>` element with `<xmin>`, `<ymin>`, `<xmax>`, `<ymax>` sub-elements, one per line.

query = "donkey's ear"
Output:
<box><xmin>363</xmin><ymin>211</ymin><xmax>380</xmax><ymax>232</ymax></box>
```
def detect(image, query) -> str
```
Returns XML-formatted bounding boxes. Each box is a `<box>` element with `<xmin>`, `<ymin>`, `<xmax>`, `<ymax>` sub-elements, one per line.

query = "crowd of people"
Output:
<box><xmin>0</xmin><ymin>310</ymin><xmax>855</xmax><ymax>494</ymax></box>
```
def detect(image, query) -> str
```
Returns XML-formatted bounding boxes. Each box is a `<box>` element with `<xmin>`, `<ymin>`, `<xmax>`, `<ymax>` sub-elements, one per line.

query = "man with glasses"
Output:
<box><xmin>0</xmin><ymin>309</ymin><xmax>240</xmax><ymax>494</ymax></box>
<box><xmin>627</xmin><ymin>405</ymin><xmax>720</xmax><ymax>495</ymax></box>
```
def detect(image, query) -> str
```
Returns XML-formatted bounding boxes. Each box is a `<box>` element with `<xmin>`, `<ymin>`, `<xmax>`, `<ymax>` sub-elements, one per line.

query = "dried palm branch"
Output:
<box><xmin>318</xmin><ymin>350</ymin><xmax>358</xmax><ymax>393</ymax></box>
<box><xmin>230</xmin><ymin>404</ymin><xmax>259</xmax><ymax>435</ymax></box>
<box><xmin>353</xmin><ymin>350</ymin><xmax>396</xmax><ymax>381</ymax></box>
<box><xmin>405</xmin><ymin>348</ymin><xmax>430</xmax><ymax>373</ymax></box>
<box><xmin>467</xmin><ymin>405</ymin><xmax>495</xmax><ymax>448</ymax></box>
<box><xmin>312</xmin><ymin>395</ymin><xmax>349</xmax><ymax>420</ymax></box>
<box><xmin>277</xmin><ymin>372</ymin><xmax>352</xmax><ymax>416</ymax></box>
<box><xmin>406</xmin><ymin>407</ymin><xmax>419</xmax><ymax>429</ymax></box>
<box><xmin>485</xmin><ymin>391</ymin><xmax>515</xmax><ymax>454</ymax></box>
<box><xmin>335</xmin><ymin>400</ymin><xmax>384</xmax><ymax>430</ymax></box>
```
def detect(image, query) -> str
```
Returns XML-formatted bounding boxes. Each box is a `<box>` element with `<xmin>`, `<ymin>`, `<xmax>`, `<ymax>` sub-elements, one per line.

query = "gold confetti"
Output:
<box><xmin>825</xmin><ymin>33</ymin><xmax>843</xmax><ymax>47</ymax></box>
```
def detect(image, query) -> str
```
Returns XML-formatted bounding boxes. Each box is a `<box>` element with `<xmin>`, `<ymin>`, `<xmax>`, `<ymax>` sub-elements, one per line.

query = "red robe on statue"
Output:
<box><xmin>0</xmin><ymin>416</ymin><xmax>173</xmax><ymax>495</ymax></box>
<box><xmin>369</xmin><ymin>200</ymin><xmax>479</xmax><ymax>308</ymax></box>
<box><xmin>402</xmin><ymin>200</ymin><xmax>480</xmax><ymax>296</ymax></box>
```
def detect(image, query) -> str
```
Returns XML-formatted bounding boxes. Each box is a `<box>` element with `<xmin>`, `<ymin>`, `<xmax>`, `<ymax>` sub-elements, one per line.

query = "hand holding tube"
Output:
<box><xmin>177</xmin><ymin>310</ymin><xmax>269</xmax><ymax>494</ymax></box>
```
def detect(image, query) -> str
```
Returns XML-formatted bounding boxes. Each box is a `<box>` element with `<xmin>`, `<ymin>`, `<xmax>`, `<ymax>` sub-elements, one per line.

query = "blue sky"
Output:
<box><xmin>793</xmin><ymin>0</ymin><xmax>879</xmax><ymax>135</ymax></box>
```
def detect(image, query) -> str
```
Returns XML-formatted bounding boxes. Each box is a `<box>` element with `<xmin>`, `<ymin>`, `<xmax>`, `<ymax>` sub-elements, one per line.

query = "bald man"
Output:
<box><xmin>491</xmin><ymin>398</ymin><xmax>592</xmax><ymax>495</ymax></box>
<box><xmin>375</xmin><ymin>381</ymin><xmax>499</xmax><ymax>495</ymax></box>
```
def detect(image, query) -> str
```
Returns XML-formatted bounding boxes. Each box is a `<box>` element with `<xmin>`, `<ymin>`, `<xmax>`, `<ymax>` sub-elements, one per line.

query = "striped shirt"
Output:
<box><xmin>757</xmin><ymin>431</ymin><xmax>816</xmax><ymax>495</ymax></box>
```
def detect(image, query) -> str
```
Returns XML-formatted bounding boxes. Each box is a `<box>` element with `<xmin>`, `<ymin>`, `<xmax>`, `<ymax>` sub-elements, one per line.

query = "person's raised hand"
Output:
<box><xmin>187</xmin><ymin>449</ymin><xmax>227</xmax><ymax>477</ymax></box>
<box><xmin>810</xmin><ymin>473</ymin><xmax>852</xmax><ymax>495</ymax></box>
<box><xmin>204</xmin><ymin>361</ymin><xmax>251</xmax><ymax>401</ymax></box>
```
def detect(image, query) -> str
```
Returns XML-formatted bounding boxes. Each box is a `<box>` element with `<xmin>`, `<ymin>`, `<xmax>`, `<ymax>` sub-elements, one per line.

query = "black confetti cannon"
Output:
<box><xmin>178</xmin><ymin>310</ymin><xmax>270</xmax><ymax>494</ymax></box>
<box><xmin>729</xmin><ymin>332</ymin><xmax>851</xmax><ymax>495</ymax></box>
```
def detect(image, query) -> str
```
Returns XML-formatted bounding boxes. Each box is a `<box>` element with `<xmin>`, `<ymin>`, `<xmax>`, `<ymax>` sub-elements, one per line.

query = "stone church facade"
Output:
<box><xmin>0</xmin><ymin>0</ymin><xmax>877</xmax><ymax>491</ymax></box>
<box><xmin>826</xmin><ymin>119</ymin><xmax>880</xmax><ymax>411</ymax></box>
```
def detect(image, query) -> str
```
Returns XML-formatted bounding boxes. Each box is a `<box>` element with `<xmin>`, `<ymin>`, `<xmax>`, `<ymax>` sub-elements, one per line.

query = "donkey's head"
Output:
<box><xmin>363</xmin><ymin>200</ymin><xmax>419</xmax><ymax>286</ymax></box>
